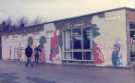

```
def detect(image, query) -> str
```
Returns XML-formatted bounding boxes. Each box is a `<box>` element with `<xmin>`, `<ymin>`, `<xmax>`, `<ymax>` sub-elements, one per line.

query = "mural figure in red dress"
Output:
<box><xmin>93</xmin><ymin>41</ymin><xmax>104</xmax><ymax>64</ymax></box>
<box><xmin>49</xmin><ymin>31</ymin><xmax>59</xmax><ymax>62</ymax></box>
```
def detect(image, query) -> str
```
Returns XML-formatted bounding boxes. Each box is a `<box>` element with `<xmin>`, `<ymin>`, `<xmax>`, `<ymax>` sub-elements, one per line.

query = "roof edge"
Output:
<box><xmin>46</xmin><ymin>7</ymin><xmax>135</xmax><ymax>23</ymax></box>
<box><xmin>26</xmin><ymin>7</ymin><xmax>135</xmax><ymax>27</ymax></box>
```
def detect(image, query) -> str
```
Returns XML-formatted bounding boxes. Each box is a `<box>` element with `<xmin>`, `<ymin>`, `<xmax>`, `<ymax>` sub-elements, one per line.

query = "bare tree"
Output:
<box><xmin>5</xmin><ymin>18</ymin><xmax>12</xmax><ymax>26</ymax></box>
<box><xmin>0</xmin><ymin>16</ymin><xmax>46</xmax><ymax>34</ymax></box>
<box><xmin>0</xmin><ymin>21</ymin><xmax>6</xmax><ymax>32</ymax></box>
<box><xmin>32</xmin><ymin>16</ymin><xmax>44</xmax><ymax>25</ymax></box>
<box><xmin>0</xmin><ymin>18</ymin><xmax>12</xmax><ymax>32</ymax></box>
<box><xmin>5</xmin><ymin>18</ymin><xmax>12</xmax><ymax>32</ymax></box>
<box><xmin>17</xmin><ymin>17</ymin><xmax>28</xmax><ymax>28</ymax></box>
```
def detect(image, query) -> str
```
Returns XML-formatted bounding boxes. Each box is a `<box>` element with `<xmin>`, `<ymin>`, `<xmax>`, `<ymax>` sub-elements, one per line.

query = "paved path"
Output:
<box><xmin>0</xmin><ymin>61</ymin><xmax>134</xmax><ymax>83</ymax></box>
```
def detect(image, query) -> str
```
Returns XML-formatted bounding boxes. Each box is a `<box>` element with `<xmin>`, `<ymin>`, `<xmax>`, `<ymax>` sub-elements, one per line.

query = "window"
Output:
<box><xmin>62</xmin><ymin>27</ymin><xmax>93</xmax><ymax>63</ymax></box>
<box><xmin>129</xmin><ymin>23</ymin><xmax>135</xmax><ymax>62</ymax></box>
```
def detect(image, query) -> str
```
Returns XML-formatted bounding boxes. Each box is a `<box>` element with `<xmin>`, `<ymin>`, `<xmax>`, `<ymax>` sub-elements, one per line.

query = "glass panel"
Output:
<box><xmin>72</xmin><ymin>28</ymin><xmax>82</xmax><ymax>49</ymax></box>
<box><xmin>73</xmin><ymin>52</ymin><xmax>82</xmax><ymax>60</ymax></box>
<box><xmin>130</xmin><ymin>23</ymin><xmax>135</xmax><ymax>29</ymax></box>
<box><xmin>83</xmin><ymin>28</ymin><xmax>92</xmax><ymax>49</ymax></box>
<box><xmin>64</xmin><ymin>29</ymin><xmax>72</xmax><ymax>50</ymax></box>
<box><xmin>64</xmin><ymin>52</ymin><xmax>72</xmax><ymax>60</ymax></box>
<box><xmin>130</xmin><ymin>31</ymin><xmax>135</xmax><ymax>38</ymax></box>
<box><xmin>83</xmin><ymin>52</ymin><xmax>91</xmax><ymax>60</ymax></box>
<box><xmin>130</xmin><ymin>29</ymin><xmax>135</xmax><ymax>62</ymax></box>
<box><xmin>131</xmin><ymin>39</ymin><xmax>135</xmax><ymax>52</ymax></box>
<box><xmin>130</xmin><ymin>52</ymin><xmax>135</xmax><ymax>61</ymax></box>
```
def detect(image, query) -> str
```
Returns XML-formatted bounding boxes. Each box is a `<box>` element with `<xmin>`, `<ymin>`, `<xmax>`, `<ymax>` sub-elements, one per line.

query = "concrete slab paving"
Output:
<box><xmin>0</xmin><ymin>61</ymin><xmax>134</xmax><ymax>83</ymax></box>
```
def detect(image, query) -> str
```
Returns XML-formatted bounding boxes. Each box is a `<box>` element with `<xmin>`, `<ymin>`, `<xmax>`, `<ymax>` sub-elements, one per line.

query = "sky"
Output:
<box><xmin>0</xmin><ymin>0</ymin><xmax>134</xmax><ymax>22</ymax></box>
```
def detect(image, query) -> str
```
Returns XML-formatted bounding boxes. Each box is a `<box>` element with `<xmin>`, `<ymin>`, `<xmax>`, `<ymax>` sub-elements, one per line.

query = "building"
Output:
<box><xmin>1</xmin><ymin>7</ymin><xmax>135</xmax><ymax>67</ymax></box>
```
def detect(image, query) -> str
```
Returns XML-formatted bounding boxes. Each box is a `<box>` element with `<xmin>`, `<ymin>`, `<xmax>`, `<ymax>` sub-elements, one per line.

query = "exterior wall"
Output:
<box><xmin>2</xmin><ymin>23</ymin><xmax>62</xmax><ymax>64</ymax></box>
<box><xmin>55</xmin><ymin>9</ymin><xmax>127</xmax><ymax>67</ymax></box>
<box><xmin>91</xmin><ymin>9</ymin><xmax>127</xmax><ymax>66</ymax></box>
<box><xmin>1</xmin><ymin>9</ymin><xmax>128</xmax><ymax>67</ymax></box>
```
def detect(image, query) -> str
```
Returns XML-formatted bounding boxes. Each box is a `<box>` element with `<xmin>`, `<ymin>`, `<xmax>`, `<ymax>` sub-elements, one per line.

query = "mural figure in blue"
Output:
<box><xmin>112</xmin><ymin>42</ymin><xmax>122</xmax><ymax>66</ymax></box>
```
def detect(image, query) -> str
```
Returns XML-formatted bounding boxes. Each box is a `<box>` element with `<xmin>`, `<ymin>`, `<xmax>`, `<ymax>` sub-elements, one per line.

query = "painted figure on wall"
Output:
<box><xmin>112</xmin><ymin>41</ymin><xmax>122</xmax><ymax>66</ymax></box>
<box><xmin>49</xmin><ymin>31</ymin><xmax>60</xmax><ymax>62</ymax></box>
<box><xmin>27</xmin><ymin>36</ymin><xmax>47</xmax><ymax>63</ymax></box>
<box><xmin>27</xmin><ymin>36</ymin><xmax>34</xmax><ymax>47</ymax></box>
<box><xmin>39</xmin><ymin>36</ymin><xmax>46</xmax><ymax>63</ymax></box>
<box><xmin>16</xmin><ymin>43</ymin><xmax>22</xmax><ymax>61</ymax></box>
<box><xmin>89</xmin><ymin>24</ymin><xmax>104</xmax><ymax>64</ymax></box>
<box><xmin>93</xmin><ymin>41</ymin><xmax>104</xmax><ymax>64</ymax></box>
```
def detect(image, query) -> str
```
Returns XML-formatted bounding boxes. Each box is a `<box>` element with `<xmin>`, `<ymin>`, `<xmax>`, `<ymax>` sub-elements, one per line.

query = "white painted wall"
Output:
<box><xmin>2</xmin><ymin>23</ymin><xmax>62</xmax><ymax>64</ymax></box>
<box><xmin>1</xmin><ymin>9</ymin><xmax>128</xmax><ymax>67</ymax></box>
<box><xmin>91</xmin><ymin>9</ymin><xmax>127</xmax><ymax>66</ymax></box>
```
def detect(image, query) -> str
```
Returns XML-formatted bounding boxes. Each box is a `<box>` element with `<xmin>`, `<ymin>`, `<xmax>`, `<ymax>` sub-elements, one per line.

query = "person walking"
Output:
<box><xmin>25</xmin><ymin>45</ymin><xmax>33</xmax><ymax>67</ymax></box>
<box><xmin>34</xmin><ymin>46</ymin><xmax>41</xmax><ymax>63</ymax></box>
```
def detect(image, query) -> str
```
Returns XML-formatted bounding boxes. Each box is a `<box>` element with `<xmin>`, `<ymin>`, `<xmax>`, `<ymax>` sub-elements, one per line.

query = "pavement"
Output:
<box><xmin>0</xmin><ymin>61</ymin><xmax>134</xmax><ymax>83</ymax></box>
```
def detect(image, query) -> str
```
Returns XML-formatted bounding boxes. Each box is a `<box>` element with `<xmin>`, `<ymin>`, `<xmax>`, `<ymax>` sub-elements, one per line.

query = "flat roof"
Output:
<box><xmin>50</xmin><ymin>7</ymin><xmax>135</xmax><ymax>23</ymax></box>
<box><xmin>1</xmin><ymin>7</ymin><xmax>135</xmax><ymax>35</ymax></box>
<box><xmin>24</xmin><ymin>7</ymin><xmax>135</xmax><ymax>27</ymax></box>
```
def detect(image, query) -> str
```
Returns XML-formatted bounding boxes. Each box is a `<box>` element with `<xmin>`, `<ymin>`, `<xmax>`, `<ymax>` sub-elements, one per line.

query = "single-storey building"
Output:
<box><xmin>1</xmin><ymin>7</ymin><xmax>135</xmax><ymax>67</ymax></box>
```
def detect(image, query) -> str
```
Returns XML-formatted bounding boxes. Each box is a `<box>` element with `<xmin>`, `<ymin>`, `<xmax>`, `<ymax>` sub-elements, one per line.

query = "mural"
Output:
<box><xmin>93</xmin><ymin>41</ymin><xmax>104</xmax><ymax>64</ymax></box>
<box><xmin>16</xmin><ymin>43</ymin><xmax>23</xmax><ymax>61</ymax></box>
<box><xmin>1</xmin><ymin>10</ymin><xmax>128</xmax><ymax>67</ymax></box>
<box><xmin>9</xmin><ymin>46</ymin><xmax>12</xmax><ymax>60</ymax></box>
<box><xmin>38</xmin><ymin>36</ymin><xmax>46</xmax><ymax>63</ymax></box>
<box><xmin>90</xmin><ymin>24</ymin><xmax>104</xmax><ymax>64</ymax></box>
<box><xmin>27</xmin><ymin>36</ymin><xmax>34</xmax><ymax>46</ymax></box>
<box><xmin>9</xmin><ymin>29</ymin><xmax>61</xmax><ymax>63</ymax></box>
<box><xmin>111</xmin><ymin>40</ymin><xmax>122</xmax><ymax>66</ymax></box>
<box><xmin>49</xmin><ymin>31</ymin><xmax>60</xmax><ymax>62</ymax></box>
<box><xmin>18</xmin><ymin>27</ymin><xmax>61</xmax><ymax>63</ymax></box>
<box><xmin>25</xmin><ymin>35</ymin><xmax>47</xmax><ymax>63</ymax></box>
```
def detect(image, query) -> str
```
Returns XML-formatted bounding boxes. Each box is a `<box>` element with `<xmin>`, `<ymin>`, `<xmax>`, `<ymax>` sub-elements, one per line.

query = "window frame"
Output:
<box><xmin>62</xmin><ymin>26</ymin><xmax>93</xmax><ymax>62</ymax></box>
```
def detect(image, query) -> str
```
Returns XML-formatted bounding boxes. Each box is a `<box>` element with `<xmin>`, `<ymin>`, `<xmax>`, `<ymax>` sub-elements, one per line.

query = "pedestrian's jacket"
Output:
<box><xmin>25</xmin><ymin>46</ymin><xmax>33</xmax><ymax>57</ymax></box>
<box><xmin>34</xmin><ymin>47</ymin><xmax>41</xmax><ymax>56</ymax></box>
